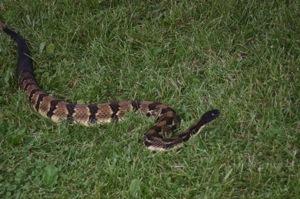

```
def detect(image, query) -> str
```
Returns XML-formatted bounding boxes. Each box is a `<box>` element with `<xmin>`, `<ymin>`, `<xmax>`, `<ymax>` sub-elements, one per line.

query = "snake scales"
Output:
<box><xmin>1</xmin><ymin>21</ymin><xmax>220</xmax><ymax>151</ymax></box>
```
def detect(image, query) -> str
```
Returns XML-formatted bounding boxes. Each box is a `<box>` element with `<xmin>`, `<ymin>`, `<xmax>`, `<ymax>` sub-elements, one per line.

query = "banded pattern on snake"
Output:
<box><xmin>0</xmin><ymin>21</ymin><xmax>220</xmax><ymax>151</ymax></box>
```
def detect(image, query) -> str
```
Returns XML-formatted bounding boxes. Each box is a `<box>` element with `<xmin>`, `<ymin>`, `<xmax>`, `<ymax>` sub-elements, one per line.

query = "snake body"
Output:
<box><xmin>1</xmin><ymin>21</ymin><xmax>220</xmax><ymax>151</ymax></box>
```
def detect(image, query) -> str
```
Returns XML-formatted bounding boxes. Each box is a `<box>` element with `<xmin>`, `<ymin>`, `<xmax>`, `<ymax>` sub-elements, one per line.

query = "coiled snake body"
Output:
<box><xmin>1</xmin><ymin>21</ymin><xmax>220</xmax><ymax>151</ymax></box>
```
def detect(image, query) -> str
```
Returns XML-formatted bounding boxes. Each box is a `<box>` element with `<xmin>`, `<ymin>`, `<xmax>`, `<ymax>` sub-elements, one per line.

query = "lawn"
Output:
<box><xmin>0</xmin><ymin>0</ymin><xmax>299</xmax><ymax>198</ymax></box>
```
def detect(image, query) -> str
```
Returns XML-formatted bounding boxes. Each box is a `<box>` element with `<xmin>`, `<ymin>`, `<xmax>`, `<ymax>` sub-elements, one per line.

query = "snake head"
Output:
<box><xmin>200</xmin><ymin>109</ymin><xmax>220</xmax><ymax>124</ymax></box>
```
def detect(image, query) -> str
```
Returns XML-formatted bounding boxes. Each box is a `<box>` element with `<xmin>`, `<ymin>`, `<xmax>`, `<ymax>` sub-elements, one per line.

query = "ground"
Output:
<box><xmin>0</xmin><ymin>1</ymin><xmax>299</xmax><ymax>198</ymax></box>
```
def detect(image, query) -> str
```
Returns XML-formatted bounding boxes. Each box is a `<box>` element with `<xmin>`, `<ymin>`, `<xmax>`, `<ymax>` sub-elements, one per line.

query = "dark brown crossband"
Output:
<box><xmin>87</xmin><ymin>104</ymin><xmax>98</xmax><ymax>124</ymax></box>
<box><xmin>46</xmin><ymin>100</ymin><xmax>60</xmax><ymax>118</ymax></box>
<box><xmin>160</xmin><ymin>107</ymin><xmax>174</xmax><ymax>114</ymax></box>
<box><xmin>66</xmin><ymin>103</ymin><xmax>76</xmax><ymax>121</ymax></box>
<box><xmin>148</xmin><ymin>102</ymin><xmax>161</xmax><ymax>110</ymax></box>
<box><xmin>24</xmin><ymin>82</ymin><xmax>36</xmax><ymax>90</ymax></box>
<box><xmin>28</xmin><ymin>88</ymin><xmax>40</xmax><ymax>101</ymax></box>
<box><xmin>131</xmin><ymin>100</ymin><xmax>140</xmax><ymax>111</ymax></box>
<box><xmin>35</xmin><ymin>93</ymin><xmax>47</xmax><ymax>111</ymax></box>
<box><xmin>109</xmin><ymin>101</ymin><xmax>120</xmax><ymax>121</ymax></box>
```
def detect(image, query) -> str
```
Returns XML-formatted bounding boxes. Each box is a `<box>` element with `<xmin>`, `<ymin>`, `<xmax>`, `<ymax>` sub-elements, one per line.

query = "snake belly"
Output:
<box><xmin>0</xmin><ymin>21</ymin><xmax>220</xmax><ymax>151</ymax></box>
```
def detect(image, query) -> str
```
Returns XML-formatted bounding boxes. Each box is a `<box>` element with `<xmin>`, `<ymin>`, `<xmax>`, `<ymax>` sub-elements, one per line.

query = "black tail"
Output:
<box><xmin>1</xmin><ymin>21</ymin><xmax>34</xmax><ymax>83</ymax></box>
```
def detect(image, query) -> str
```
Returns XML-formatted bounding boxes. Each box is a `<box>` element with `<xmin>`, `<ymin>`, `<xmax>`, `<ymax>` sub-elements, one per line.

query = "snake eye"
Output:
<box><xmin>210</xmin><ymin>109</ymin><xmax>220</xmax><ymax>117</ymax></box>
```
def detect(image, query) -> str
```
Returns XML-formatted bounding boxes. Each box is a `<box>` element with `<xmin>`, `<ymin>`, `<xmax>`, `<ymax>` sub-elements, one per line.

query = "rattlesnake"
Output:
<box><xmin>1</xmin><ymin>21</ymin><xmax>220</xmax><ymax>151</ymax></box>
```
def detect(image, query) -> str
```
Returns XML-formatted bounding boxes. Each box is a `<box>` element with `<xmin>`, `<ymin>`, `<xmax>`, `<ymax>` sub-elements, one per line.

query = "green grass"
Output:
<box><xmin>0</xmin><ymin>0</ymin><xmax>299</xmax><ymax>198</ymax></box>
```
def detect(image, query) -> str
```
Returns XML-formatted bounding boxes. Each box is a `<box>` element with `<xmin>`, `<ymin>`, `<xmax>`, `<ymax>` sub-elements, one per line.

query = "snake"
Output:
<box><xmin>0</xmin><ymin>21</ymin><xmax>220</xmax><ymax>151</ymax></box>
